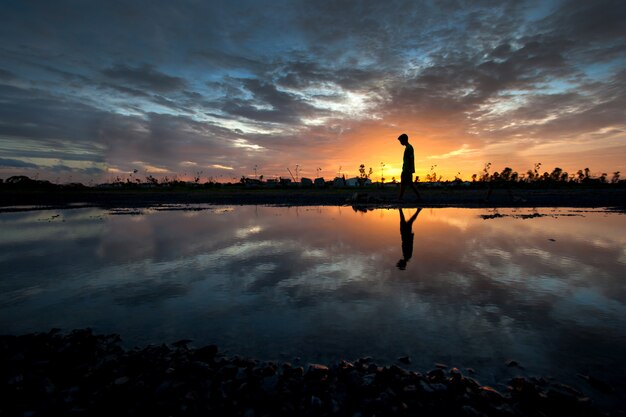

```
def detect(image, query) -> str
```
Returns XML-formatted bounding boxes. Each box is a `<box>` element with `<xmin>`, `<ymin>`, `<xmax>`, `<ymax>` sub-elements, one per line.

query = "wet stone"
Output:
<box><xmin>114</xmin><ymin>376</ymin><xmax>129</xmax><ymax>385</ymax></box>
<box><xmin>397</xmin><ymin>356</ymin><xmax>411</xmax><ymax>365</ymax></box>
<box><xmin>427</xmin><ymin>368</ymin><xmax>446</xmax><ymax>382</ymax></box>
<box><xmin>0</xmin><ymin>329</ymin><xmax>612</xmax><ymax>417</ymax></box>
<box><xmin>479</xmin><ymin>386</ymin><xmax>506</xmax><ymax>402</ymax></box>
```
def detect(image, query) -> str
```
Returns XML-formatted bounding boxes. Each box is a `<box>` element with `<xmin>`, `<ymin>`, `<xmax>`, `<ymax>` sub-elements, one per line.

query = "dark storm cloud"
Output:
<box><xmin>0</xmin><ymin>158</ymin><xmax>39</xmax><ymax>169</ymax></box>
<box><xmin>0</xmin><ymin>68</ymin><xmax>16</xmax><ymax>81</ymax></box>
<box><xmin>0</xmin><ymin>84</ymin><xmax>107</xmax><ymax>149</ymax></box>
<box><xmin>539</xmin><ymin>0</ymin><xmax>626</xmax><ymax>41</ymax></box>
<box><xmin>219</xmin><ymin>78</ymin><xmax>323</xmax><ymax>124</ymax></box>
<box><xmin>102</xmin><ymin>64</ymin><xmax>187</xmax><ymax>93</ymax></box>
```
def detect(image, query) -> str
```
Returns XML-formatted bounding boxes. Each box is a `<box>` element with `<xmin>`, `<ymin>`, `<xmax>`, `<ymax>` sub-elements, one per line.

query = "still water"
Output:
<box><xmin>1</xmin><ymin>206</ymin><xmax>625</xmax><ymax>395</ymax></box>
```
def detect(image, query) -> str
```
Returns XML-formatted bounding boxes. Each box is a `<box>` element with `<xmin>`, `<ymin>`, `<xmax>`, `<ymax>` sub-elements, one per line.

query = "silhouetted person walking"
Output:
<box><xmin>397</xmin><ymin>133</ymin><xmax>421</xmax><ymax>202</ymax></box>
<box><xmin>397</xmin><ymin>208</ymin><xmax>421</xmax><ymax>270</ymax></box>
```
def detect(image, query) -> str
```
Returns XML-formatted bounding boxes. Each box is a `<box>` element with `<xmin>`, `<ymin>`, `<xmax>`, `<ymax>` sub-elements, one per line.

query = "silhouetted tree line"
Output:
<box><xmin>0</xmin><ymin>175</ymin><xmax>223</xmax><ymax>190</ymax></box>
<box><xmin>469</xmin><ymin>163</ymin><xmax>622</xmax><ymax>186</ymax></box>
<box><xmin>1</xmin><ymin>164</ymin><xmax>624</xmax><ymax>190</ymax></box>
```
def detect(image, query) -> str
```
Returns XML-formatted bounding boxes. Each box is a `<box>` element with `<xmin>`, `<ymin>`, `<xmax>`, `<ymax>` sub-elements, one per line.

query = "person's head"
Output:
<box><xmin>397</xmin><ymin>133</ymin><xmax>409</xmax><ymax>145</ymax></box>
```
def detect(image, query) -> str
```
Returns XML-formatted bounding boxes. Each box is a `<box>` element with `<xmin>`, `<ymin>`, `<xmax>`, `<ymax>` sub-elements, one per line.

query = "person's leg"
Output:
<box><xmin>410</xmin><ymin>182</ymin><xmax>421</xmax><ymax>201</ymax></box>
<box><xmin>399</xmin><ymin>172</ymin><xmax>410</xmax><ymax>200</ymax></box>
<box><xmin>399</xmin><ymin>184</ymin><xmax>406</xmax><ymax>200</ymax></box>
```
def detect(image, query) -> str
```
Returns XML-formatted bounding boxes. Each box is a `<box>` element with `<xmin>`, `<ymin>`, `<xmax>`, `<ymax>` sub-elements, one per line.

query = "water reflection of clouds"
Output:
<box><xmin>1</xmin><ymin>206</ymin><xmax>625</xmax><ymax>392</ymax></box>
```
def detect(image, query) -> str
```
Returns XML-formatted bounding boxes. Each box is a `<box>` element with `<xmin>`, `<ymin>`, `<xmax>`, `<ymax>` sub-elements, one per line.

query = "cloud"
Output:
<box><xmin>427</xmin><ymin>145</ymin><xmax>478</xmax><ymax>160</ymax></box>
<box><xmin>0</xmin><ymin>158</ymin><xmax>39</xmax><ymax>168</ymax></box>
<box><xmin>0</xmin><ymin>0</ymin><xmax>624</xmax><ymax>181</ymax></box>
<box><xmin>0</xmin><ymin>68</ymin><xmax>16</xmax><ymax>81</ymax></box>
<box><xmin>102</xmin><ymin>64</ymin><xmax>187</xmax><ymax>93</ymax></box>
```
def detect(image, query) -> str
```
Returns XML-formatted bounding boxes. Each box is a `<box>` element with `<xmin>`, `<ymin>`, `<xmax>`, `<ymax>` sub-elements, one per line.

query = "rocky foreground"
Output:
<box><xmin>1</xmin><ymin>329</ymin><xmax>615</xmax><ymax>417</ymax></box>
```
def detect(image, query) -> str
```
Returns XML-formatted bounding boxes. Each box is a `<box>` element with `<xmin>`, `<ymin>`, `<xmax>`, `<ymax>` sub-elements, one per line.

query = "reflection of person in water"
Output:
<box><xmin>397</xmin><ymin>208</ymin><xmax>421</xmax><ymax>270</ymax></box>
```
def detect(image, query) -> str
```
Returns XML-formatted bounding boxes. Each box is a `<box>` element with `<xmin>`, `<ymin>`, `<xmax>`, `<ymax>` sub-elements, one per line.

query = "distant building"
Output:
<box><xmin>345</xmin><ymin>177</ymin><xmax>372</xmax><ymax>187</ymax></box>
<box><xmin>333</xmin><ymin>177</ymin><xmax>346</xmax><ymax>188</ymax></box>
<box><xmin>314</xmin><ymin>177</ymin><xmax>325</xmax><ymax>187</ymax></box>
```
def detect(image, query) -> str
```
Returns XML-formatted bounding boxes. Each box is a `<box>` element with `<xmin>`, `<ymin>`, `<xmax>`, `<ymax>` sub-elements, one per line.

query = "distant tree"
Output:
<box><xmin>550</xmin><ymin>167</ymin><xmax>563</xmax><ymax>182</ymax></box>
<box><xmin>358</xmin><ymin>164</ymin><xmax>373</xmax><ymax>187</ymax></box>
<box><xmin>611</xmin><ymin>171</ymin><xmax>620</xmax><ymax>183</ymax></box>
<box><xmin>471</xmin><ymin>173</ymin><xmax>477</xmax><ymax>182</ymax></box>
<box><xmin>480</xmin><ymin>163</ymin><xmax>491</xmax><ymax>182</ymax></box>
<box><xmin>500</xmin><ymin>167</ymin><xmax>513</xmax><ymax>182</ymax></box>
<box><xmin>426</xmin><ymin>165</ymin><xmax>441</xmax><ymax>182</ymax></box>
<box><xmin>599</xmin><ymin>173</ymin><xmax>608</xmax><ymax>183</ymax></box>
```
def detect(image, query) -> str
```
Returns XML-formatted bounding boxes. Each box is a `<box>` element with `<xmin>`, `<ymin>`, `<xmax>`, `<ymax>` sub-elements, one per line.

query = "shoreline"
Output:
<box><xmin>1</xmin><ymin>329</ymin><xmax>617</xmax><ymax>417</ymax></box>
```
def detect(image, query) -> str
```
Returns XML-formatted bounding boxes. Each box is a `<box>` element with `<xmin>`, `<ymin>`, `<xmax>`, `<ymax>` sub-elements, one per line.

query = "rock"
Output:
<box><xmin>310</xmin><ymin>395</ymin><xmax>323</xmax><ymax>408</ymax></box>
<box><xmin>427</xmin><ymin>368</ymin><xmax>445</xmax><ymax>382</ymax></box>
<box><xmin>577</xmin><ymin>373</ymin><xmax>614</xmax><ymax>393</ymax></box>
<box><xmin>462</xmin><ymin>405</ymin><xmax>487</xmax><ymax>417</ymax></box>
<box><xmin>194</xmin><ymin>344</ymin><xmax>218</xmax><ymax>362</ymax></box>
<box><xmin>172</xmin><ymin>339</ymin><xmax>193</xmax><ymax>349</ymax></box>
<box><xmin>260</xmin><ymin>375</ymin><xmax>279</xmax><ymax>395</ymax></box>
<box><xmin>308</xmin><ymin>363</ymin><xmax>329</xmax><ymax>373</ymax></box>
<box><xmin>397</xmin><ymin>356</ymin><xmax>411</xmax><ymax>365</ymax></box>
<box><xmin>434</xmin><ymin>363</ymin><xmax>448</xmax><ymax>369</ymax></box>
<box><xmin>114</xmin><ymin>376</ymin><xmax>129</xmax><ymax>385</ymax></box>
<box><xmin>361</xmin><ymin>374</ymin><xmax>376</xmax><ymax>387</ymax></box>
<box><xmin>450</xmin><ymin>367</ymin><xmax>462</xmax><ymax>378</ymax></box>
<box><xmin>419</xmin><ymin>380</ymin><xmax>435</xmax><ymax>394</ymax></box>
<box><xmin>192</xmin><ymin>361</ymin><xmax>211</xmax><ymax>372</ymax></box>
<box><xmin>430</xmin><ymin>383</ymin><xmax>448</xmax><ymax>393</ymax></box>
<box><xmin>506</xmin><ymin>359</ymin><xmax>524</xmax><ymax>369</ymax></box>
<box><xmin>479</xmin><ymin>386</ymin><xmax>505</xmax><ymax>402</ymax></box>
<box><xmin>389</xmin><ymin>364</ymin><xmax>408</xmax><ymax>377</ymax></box>
<box><xmin>403</xmin><ymin>384</ymin><xmax>417</xmax><ymax>393</ymax></box>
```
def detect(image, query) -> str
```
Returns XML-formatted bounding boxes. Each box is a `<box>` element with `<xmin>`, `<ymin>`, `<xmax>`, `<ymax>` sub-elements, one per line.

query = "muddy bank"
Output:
<box><xmin>1</xmin><ymin>186</ymin><xmax>625</xmax><ymax>211</ymax></box>
<box><xmin>2</xmin><ymin>329</ymin><xmax>619</xmax><ymax>417</ymax></box>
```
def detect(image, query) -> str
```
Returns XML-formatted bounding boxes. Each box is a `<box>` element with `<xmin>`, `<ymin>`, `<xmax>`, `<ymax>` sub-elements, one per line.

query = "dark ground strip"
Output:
<box><xmin>1</xmin><ymin>187</ymin><xmax>625</xmax><ymax>211</ymax></box>
<box><xmin>1</xmin><ymin>329</ymin><xmax>620</xmax><ymax>417</ymax></box>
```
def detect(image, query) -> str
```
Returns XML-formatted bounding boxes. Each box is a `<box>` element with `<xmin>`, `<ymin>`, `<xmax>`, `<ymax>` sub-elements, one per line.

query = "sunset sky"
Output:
<box><xmin>1</xmin><ymin>0</ymin><xmax>624</xmax><ymax>183</ymax></box>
